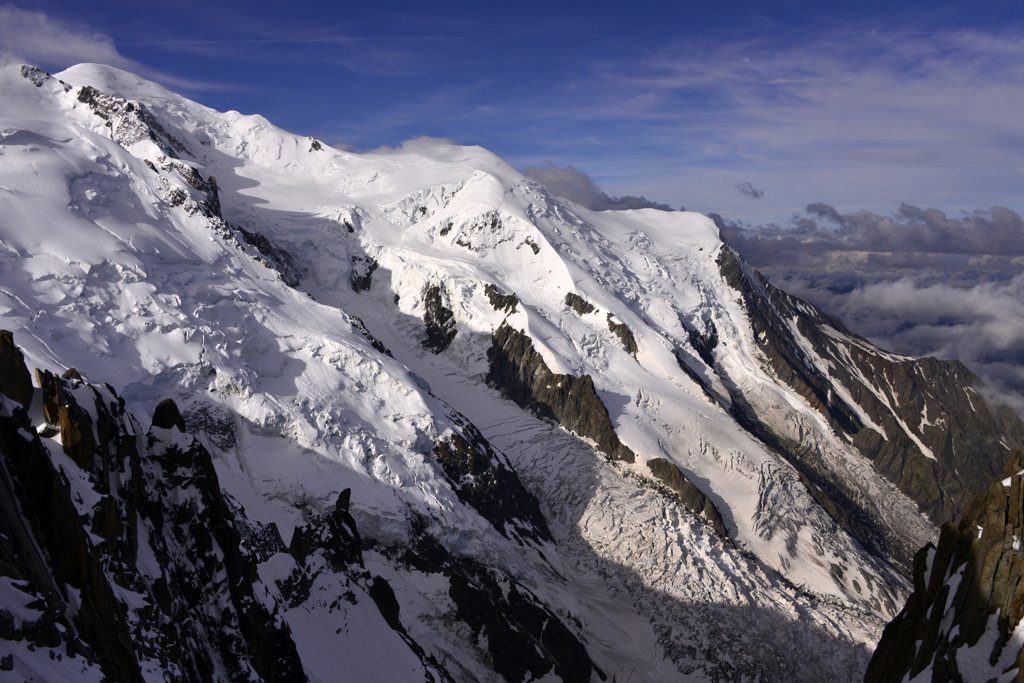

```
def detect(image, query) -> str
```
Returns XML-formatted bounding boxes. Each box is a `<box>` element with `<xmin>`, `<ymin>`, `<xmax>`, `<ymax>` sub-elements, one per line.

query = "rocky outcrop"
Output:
<box><xmin>0</xmin><ymin>326</ymin><xmax>582</xmax><ymax>682</ymax></box>
<box><xmin>565</xmin><ymin>292</ymin><xmax>595</xmax><ymax>316</ymax></box>
<box><xmin>865</xmin><ymin>449</ymin><xmax>1024</xmax><ymax>682</ymax></box>
<box><xmin>484</xmin><ymin>283</ymin><xmax>519</xmax><ymax>314</ymax></box>
<box><xmin>0</xmin><ymin>333</ymin><xmax>344</xmax><ymax>681</ymax></box>
<box><xmin>349</xmin><ymin>255</ymin><xmax>378</xmax><ymax>293</ymax></box>
<box><xmin>422</xmin><ymin>284</ymin><xmax>457</xmax><ymax>353</ymax></box>
<box><xmin>454</xmin><ymin>210</ymin><xmax>504</xmax><ymax>251</ymax></box>
<box><xmin>1</xmin><ymin>355</ymin><xmax>145</xmax><ymax>682</ymax></box>
<box><xmin>235</xmin><ymin>227</ymin><xmax>306</xmax><ymax>287</ymax></box>
<box><xmin>374</xmin><ymin>522</ymin><xmax>594</xmax><ymax>683</ymax></box>
<box><xmin>686</xmin><ymin>320</ymin><xmax>718</xmax><ymax>368</ymax></box>
<box><xmin>349</xmin><ymin>315</ymin><xmax>394</xmax><ymax>357</ymax></box>
<box><xmin>0</xmin><ymin>330</ymin><xmax>32</xmax><ymax>407</ymax></box>
<box><xmin>288</xmin><ymin>488</ymin><xmax>362</xmax><ymax>570</ymax></box>
<box><xmin>717</xmin><ymin>245</ymin><xmax>1024</xmax><ymax>530</ymax></box>
<box><xmin>74</xmin><ymin>83</ymin><xmax>191</xmax><ymax>158</ymax></box>
<box><xmin>487</xmin><ymin>322</ymin><xmax>635</xmax><ymax>463</ymax></box>
<box><xmin>433</xmin><ymin>415</ymin><xmax>551</xmax><ymax>544</ymax></box>
<box><xmin>647</xmin><ymin>458</ymin><xmax>729</xmax><ymax>539</ymax></box>
<box><xmin>607</xmin><ymin>313</ymin><xmax>638</xmax><ymax>356</ymax></box>
<box><xmin>145</xmin><ymin>401</ymin><xmax>308</xmax><ymax>682</ymax></box>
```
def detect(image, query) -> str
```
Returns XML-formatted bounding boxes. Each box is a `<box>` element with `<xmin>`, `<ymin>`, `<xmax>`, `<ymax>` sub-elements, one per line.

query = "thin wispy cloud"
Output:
<box><xmin>0</xmin><ymin>5</ymin><xmax>235</xmax><ymax>92</ymax></box>
<box><xmin>531</xmin><ymin>28</ymin><xmax>1024</xmax><ymax>220</ymax></box>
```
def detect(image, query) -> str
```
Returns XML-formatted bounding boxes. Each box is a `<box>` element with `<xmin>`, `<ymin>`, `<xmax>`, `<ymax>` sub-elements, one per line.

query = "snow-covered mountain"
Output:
<box><xmin>1</xmin><ymin>62</ymin><xmax>1021</xmax><ymax>682</ymax></box>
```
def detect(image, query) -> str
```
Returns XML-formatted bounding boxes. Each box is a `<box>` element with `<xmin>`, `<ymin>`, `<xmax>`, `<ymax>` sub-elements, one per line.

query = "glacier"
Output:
<box><xmin>1</xmin><ymin>61</ymin><xmax>1020</xmax><ymax>682</ymax></box>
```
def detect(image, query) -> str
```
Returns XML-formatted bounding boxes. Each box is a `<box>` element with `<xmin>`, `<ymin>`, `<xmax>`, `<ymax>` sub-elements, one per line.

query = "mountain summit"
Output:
<box><xmin>0</xmin><ymin>62</ymin><xmax>1021</xmax><ymax>682</ymax></box>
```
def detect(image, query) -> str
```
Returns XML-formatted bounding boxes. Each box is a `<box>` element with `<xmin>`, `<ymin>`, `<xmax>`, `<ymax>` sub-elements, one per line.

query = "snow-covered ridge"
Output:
<box><xmin>1</xmin><ymin>62</ymin><xmax>1020</xmax><ymax>681</ymax></box>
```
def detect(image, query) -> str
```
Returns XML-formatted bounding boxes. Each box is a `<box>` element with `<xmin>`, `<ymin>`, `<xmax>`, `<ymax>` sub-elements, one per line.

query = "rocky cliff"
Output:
<box><xmin>0</xmin><ymin>325</ymin><xmax>599</xmax><ymax>681</ymax></box>
<box><xmin>711</xmin><ymin>245</ymin><xmax>1024</xmax><ymax>566</ymax></box>
<box><xmin>0</xmin><ymin>332</ymin><xmax>440</xmax><ymax>681</ymax></box>
<box><xmin>865</xmin><ymin>448</ymin><xmax>1024</xmax><ymax>682</ymax></box>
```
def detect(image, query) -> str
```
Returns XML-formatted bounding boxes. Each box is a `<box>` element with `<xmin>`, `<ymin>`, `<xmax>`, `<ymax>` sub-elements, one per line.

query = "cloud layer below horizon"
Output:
<box><xmin>716</xmin><ymin>204</ymin><xmax>1024</xmax><ymax>415</ymax></box>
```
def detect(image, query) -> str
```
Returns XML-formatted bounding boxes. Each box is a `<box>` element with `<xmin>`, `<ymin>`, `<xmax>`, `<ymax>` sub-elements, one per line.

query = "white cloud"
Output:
<box><xmin>361</xmin><ymin>135</ymin><xmax>460</xmax><ymax>155</ymax></box>
<box><xmin>720</xmin><ymin>201</ymin><xmax>1024</xmax><ymax>416</ymax></box>
<box><xmin>774</xmin><ymin>272</ymin><xmax>1024</xmax><ymax>416</ymax></box>
<box><xmin>0</xmin><ymin>5</ymin><xmax>225</xmax><ymax>92</ymax></box>
<box><xmin>0</xmin><ymin>5</ymin><xmax>141</xmax><ymax>71</ymax></box>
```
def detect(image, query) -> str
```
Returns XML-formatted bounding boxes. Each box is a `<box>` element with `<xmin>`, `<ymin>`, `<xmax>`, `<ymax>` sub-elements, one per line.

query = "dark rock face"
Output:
<box><xmin>647</xmin><ymin>459</ymin><xmax>729</xmax><ymax>539</ymax></box>
<box><xmin>350</xmin><ymin>255</ymin><xmax>378</xmax><ymax>293</ymax></box>
<box><xmin>686</xmin><ymin>321</ymin><xmax>718</xmax><ymax>368</ymax></box>
<box><xmin>276</xmin><ymin>496</ymin><xmax>454</xmax><ymax>680</ymax></box>
<box><xmin>433</xmin><ymin>414</ymin><xmax>551</xmax><ymax>544</ymax></box>
<box><xmin>375</xmin><ymin>524</ymin><xmax>594</xmax><ymax>683</ymax></box>
<box><xmin>0</xmin><ymin>382</ymin><xmax>143</xmax><ymax>682</ymax></box>
<box><xmin>484</xmin><ymin>283</ymin><xmax>519</xmax><ymax>314</ymax></box>
<box><xmin>288</xmin><ymin>489</ymin><xmax>362</xmax><ymax>571</ymax></box>
<box><xmin>75</xmin><ymin>84</ymin><xmax>191</xmax><ymax>158</ymax></box>
<box><xmin>349</xmin><ymin>315</ymin><xmax>394</xmax><ymax>358</ymax></box>
<box><xmin>145</xmin><ymin>405</ymin><xmax>308</xmax><ymax>683</ymax></box>
<box><xmin>235</xmin><ymin>227</ymin><xmax>306</xmax><ymax>287</ymax></box>
<box><xmin>0</xmin><ymin>330</ymin><xmax>32</xmax><ymax>407</ymax></box>
<box><xmin>486</xmin><ymin>322</ymin><xmax>635</xmax><ymax>463</ymax></box>
<box><xmin>368</xmin><ymin>576</ymin><xmax>402</xmax><ymax>631</ymax></box>
<box><xmin>606</xmin><ymin>313</ymin><xmax>638</xmax><ymax>356</ymax></box>
<box><xmin>565</xmin><ymin>292</ymin><xmax>595</xmax><ymax>316</ymax></box>
<box><xmin>866</xmin><ymin>449</ymin><xmax>1024</xmax><ymax>683</ymax></box>
<box><xmin>422</xmin><ymin>284</ymin><xmax>458</xmax><ymax>353</ymax></box>
<box><xmin>1</xmin><ymin>339</ymin><xmax>311</xmax><ymax>681</ymax></box>
<box><xmin>152</xmin><ymin>397</ymin><xmax>187</xmax><ymax>432</ymax></box>
<box><xmin>716</xmin><ymin>245</ymin><xmax>1024</xmax><ymax>529</ymax></box>
<box><xmin>0</xmin><ymin>334</ymin><xmax>465</xmax><ymax>681</ymax></box>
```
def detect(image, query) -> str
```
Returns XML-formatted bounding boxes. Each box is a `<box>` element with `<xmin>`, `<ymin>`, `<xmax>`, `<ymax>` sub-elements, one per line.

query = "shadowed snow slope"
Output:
<box><xmin>1</xmin><ymin>62</ymin><xmax>1021</xmax><ymax>682</ymax></box>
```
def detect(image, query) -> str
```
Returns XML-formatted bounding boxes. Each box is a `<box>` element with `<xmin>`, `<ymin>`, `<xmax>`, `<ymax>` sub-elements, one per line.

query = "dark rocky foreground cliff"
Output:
<box><xmin>865</xmin><ymin>448</ymin><xmax>1024</xmax><ymax>682</ymax></box>
<box><xmin>0</xmin><ymin>330</ymin><xmax>594</xmax><ymax>681</ymax></box>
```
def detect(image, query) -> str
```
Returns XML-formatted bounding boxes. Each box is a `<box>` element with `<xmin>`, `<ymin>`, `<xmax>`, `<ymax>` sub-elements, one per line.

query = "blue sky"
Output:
<box><xmin>2</xmin><ymin>0</ymin><xmax>1023</xmax><ymax>224</ymax></box>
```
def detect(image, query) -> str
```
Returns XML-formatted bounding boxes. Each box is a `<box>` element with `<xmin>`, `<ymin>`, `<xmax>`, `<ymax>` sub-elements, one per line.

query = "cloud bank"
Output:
<box><xmin>524</xmin><ymin>164</ymin><xmax>673</xmax><ymax>211</ymax></box>
<box><xmin>715</xmin><ymin>205</ymin><xmax>1024</xmax><ymax>415</ymax></box>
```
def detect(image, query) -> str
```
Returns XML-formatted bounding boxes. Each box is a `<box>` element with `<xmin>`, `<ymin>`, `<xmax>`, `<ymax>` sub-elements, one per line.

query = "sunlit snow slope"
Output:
<box><xmin>1</xmin><ymin>62</ymin><xmax>1019</xmax><ymax>682</ymax></box>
